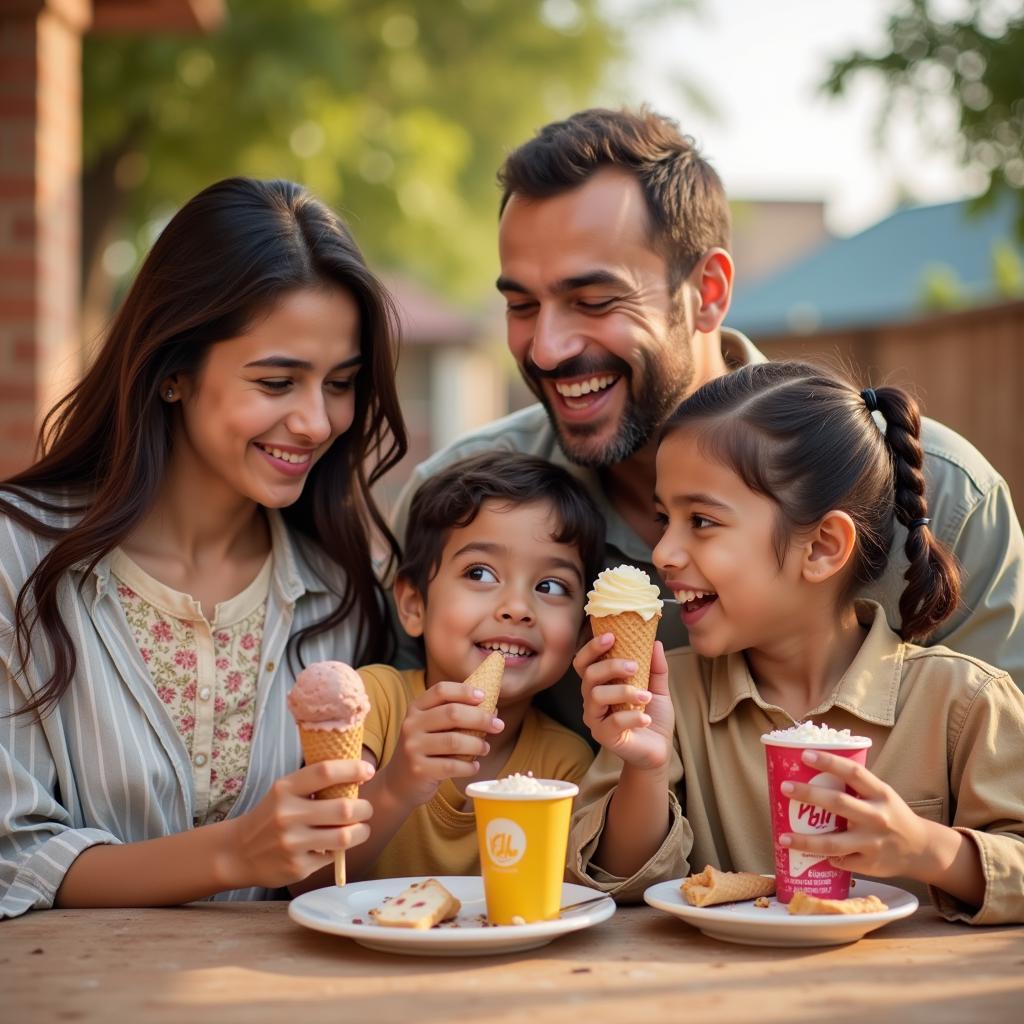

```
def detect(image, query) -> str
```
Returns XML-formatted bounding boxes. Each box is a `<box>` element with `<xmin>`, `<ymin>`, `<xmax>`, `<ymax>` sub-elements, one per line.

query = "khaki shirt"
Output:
<box><xmin>390</xmin><ymin>329</ymin><xmax>1024</xmax><ymax>734</ymax></box>
<box><xmin>567</xmin><ymin>602</ymin><xmax>1024</xmax><ymax>926</ymax></box>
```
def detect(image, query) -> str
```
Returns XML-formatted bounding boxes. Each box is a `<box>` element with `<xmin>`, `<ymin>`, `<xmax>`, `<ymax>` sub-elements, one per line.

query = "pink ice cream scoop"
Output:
<box><xmin>286</xmin><ymin>661</ymin><xmax>370</xmax><ymax>732</ymax></box>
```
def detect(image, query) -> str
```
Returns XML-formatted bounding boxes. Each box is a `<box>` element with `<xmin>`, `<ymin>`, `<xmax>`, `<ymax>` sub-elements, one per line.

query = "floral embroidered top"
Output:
<box><xmin>110</xmin><ymin>549</ymin><xmax>273</xmax><ymax>826</ymax></box>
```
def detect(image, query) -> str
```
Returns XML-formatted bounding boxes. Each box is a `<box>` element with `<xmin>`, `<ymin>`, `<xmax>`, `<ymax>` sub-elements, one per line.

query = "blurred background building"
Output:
<box><xmin>2</xmin><ymin>0</ymin><xmax>1022</xmax><ymax>504</ymax></box>
<box><xmin>729</xmin><ymin>193</ymin><xmax>1024</xmax><ymax>499</ymax></box>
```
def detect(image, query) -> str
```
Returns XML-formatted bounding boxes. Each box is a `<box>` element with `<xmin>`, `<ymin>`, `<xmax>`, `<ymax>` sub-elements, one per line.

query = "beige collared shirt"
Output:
<box><xmin>567</xmin><ymin>602</ymin><xmax>1024</xmax><ymax>926</ymax></box>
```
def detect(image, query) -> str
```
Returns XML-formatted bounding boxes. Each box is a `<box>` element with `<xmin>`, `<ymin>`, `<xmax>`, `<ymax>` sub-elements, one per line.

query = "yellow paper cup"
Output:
<box><xmin>466</xmin><ymin>779</ymin><xmax>578</xmax><ymax>925</ymax></box>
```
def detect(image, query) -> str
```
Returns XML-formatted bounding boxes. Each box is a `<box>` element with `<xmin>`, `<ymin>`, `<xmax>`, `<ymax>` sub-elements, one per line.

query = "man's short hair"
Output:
<box><xmin>398</xmin><ymin>451</ymin><xmax>605</xmax><ymax>599</ymax></box>
<box><xmin>498</xmin><ymin>106</ymin><xmax>731</xmax><ymax>288</ymax></box>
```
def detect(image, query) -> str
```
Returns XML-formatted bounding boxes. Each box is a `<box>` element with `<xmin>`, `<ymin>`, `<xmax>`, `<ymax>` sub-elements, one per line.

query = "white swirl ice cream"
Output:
<box><xmin>585</xmin><ymin>564</ymin><xmax>664</xmax><ymax>621</ymax></box>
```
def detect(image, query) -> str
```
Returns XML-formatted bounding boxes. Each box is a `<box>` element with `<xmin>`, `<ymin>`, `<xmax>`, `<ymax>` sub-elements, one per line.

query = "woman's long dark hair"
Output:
<box><xmin>2</xmin><ymin>177</ymin><xmax>407</xmax><ymax>717</ymax></box>
<box><xmin>660</xmin><ymin>361</ymin><xmax>960</xmax><ymax>642</ymax></box>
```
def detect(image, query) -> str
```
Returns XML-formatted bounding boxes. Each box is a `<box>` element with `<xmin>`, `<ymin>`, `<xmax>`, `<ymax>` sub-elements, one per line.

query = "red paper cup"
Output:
<box><xmin>761</xmin><ymin>734</ymin><xmax>872</xmax><ymax>903</ymax></box>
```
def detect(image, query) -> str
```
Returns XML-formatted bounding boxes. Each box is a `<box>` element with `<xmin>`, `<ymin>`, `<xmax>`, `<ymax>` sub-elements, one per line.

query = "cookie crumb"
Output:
<box><xmin>753</xmin><ymin>897</ymin><xmax>770</xmax><ymax>909</ymax></box>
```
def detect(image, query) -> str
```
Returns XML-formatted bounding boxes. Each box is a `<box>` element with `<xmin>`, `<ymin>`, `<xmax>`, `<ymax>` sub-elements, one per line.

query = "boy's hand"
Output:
<box><xmin>779</xmin><ymin>750</ymin><xmax>935</xmax><ymax>879</ymax></box>
<box><xmin>381</xmin><ymin>681</ymin><xmax>504</xmax><ymax>807</ymax></box>
<box><xmin>576</xmin><ymin>634</ymin><xmax>674</xmax><ymax>771</ymax></box>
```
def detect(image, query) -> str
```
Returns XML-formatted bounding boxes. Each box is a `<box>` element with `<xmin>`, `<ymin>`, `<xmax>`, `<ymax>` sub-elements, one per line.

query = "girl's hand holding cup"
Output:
<box><xmin>575</xmin><ymin>634</ymin><xmax>674</xmax><ymax>771</ymax></box>
<box><xmin>779</xmin><ymin>749</ymin><xmax>939</xmax><ymax>879</ymax></box>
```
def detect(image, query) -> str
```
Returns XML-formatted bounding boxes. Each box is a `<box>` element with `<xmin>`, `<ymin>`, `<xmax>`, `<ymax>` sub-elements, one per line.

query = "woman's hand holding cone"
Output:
<box><xmin>222</xmin><ymin>759</ymin><xmax>374</xmax><ymax>890</ymax></box>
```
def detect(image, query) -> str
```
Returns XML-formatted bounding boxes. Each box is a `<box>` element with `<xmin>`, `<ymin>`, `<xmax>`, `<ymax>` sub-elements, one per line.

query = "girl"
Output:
<box><xmin>570</xmin><ymin>361</ymin><xmax>1024</xmax><ymax>925</ymax></box>
<box><xmin>0</xmin><ymin>178</ymin><xmax>407</xmax><ymax>916</ymax></box>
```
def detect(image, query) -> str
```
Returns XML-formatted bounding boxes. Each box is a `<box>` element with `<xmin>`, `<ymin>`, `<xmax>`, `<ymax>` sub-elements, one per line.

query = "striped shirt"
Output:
<box><xmin>0</xmin><ymin>495</ymin><xmax>359</xmax><ymax>917</ymax></box>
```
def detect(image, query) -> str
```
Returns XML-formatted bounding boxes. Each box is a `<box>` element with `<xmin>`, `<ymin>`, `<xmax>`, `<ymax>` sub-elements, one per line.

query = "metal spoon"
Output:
<box><xmin>558</xmin><ymin>893</ymin><xmax>612</xmax><ymax>915</ymax></box>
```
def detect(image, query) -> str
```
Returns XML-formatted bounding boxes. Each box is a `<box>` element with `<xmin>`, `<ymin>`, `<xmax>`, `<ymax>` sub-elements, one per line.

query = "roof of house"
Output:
<box><xmin>384</xmin><ymin>274</ymin><xmax>481</xmax><ymax>346</ymax></box>
<box><xmin>727</xmin><ymin>193</ymin><xmax>1023</xmax><ymax>336</ymax></box>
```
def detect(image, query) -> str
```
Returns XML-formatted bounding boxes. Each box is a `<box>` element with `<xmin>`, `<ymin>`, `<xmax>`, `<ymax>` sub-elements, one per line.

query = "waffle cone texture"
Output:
<box><xmin>590</xmin><ymin>611</ymin><xmax>661</xmax><ymax>712</ymax></box>
<box><xmin>299</xmin><ymin>723</ymin><xmax>364</xmax><ymax>799</ymax></box>
<box><xmin>682</xmin><ymin>866</ymin><xmax>776</xmax><ymax>907</ymax></box>
<box><xmin>455</xmin><ymin>651</ymin><xmax>504</xmax><ymax>761</ymax></box>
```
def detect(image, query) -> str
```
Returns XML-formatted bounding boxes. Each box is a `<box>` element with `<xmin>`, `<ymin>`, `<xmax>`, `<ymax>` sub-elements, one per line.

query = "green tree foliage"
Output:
<box><xmin>83</xmin><ymin>0</ymin><xmax>623</xmax><ymax>302</ymax></box>
<box><xmin>822</xmin><ymin>0</ymin><xmax>1024</xmax><ymax>237</ymax></box>
<box><xmin>992</xmin><ymin>238</ymin><xmax>1024</xmax><ymax>296</ymax></box>
<box><xmin>918</xmin><ymin>262</ymin><xmax>967</xmax><ymax>312</ymax></box>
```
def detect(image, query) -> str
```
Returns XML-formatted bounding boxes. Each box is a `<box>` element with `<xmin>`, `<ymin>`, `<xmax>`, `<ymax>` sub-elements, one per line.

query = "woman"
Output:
<box><xmin>0</xmin><ymin>177</ymin><xmax>406</xmax><ymax>915</ymax></box>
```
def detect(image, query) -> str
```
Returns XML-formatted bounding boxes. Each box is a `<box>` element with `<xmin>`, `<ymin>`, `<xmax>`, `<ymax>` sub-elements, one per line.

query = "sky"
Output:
<box><xmin>609</xmin><ymin>0</ymin><xmax>984</xmax><ymax>236</ymax></box>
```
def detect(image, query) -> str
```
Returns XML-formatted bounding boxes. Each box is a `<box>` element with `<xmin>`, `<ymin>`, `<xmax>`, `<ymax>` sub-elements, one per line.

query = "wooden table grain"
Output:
<box><xmin>3</xmin><ymin>902</ymin><xmax>1022</xmax><ymax>1024</ymax></box>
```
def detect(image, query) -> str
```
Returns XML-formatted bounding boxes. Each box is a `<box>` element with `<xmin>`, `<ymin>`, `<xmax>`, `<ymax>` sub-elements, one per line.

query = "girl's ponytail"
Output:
<box><xmin>662</xmin><ymin>362</ymin><xmax>962</xmax><ymax>645</ymax></box>
<box><xmin>872</xmin><ymin>387</ymin><xmax>961</xmax><ymax>641</ymax></box>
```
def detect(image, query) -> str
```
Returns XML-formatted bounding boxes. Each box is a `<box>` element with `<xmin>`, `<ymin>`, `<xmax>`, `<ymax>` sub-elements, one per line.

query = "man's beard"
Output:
<box><xmin>522</xmin><ymin>328</ymin><xmax>695</xmax><ymax>469</ymax></box>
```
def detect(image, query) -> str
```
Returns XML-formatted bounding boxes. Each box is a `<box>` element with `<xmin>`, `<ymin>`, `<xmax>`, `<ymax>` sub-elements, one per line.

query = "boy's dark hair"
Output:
<box><xmin>660</xmin><ymin>362</ymin><xmax>961</xmax><ymax>643</ymax></box>
<box><xmin>399</xmin><ymin>451</ymin><xmax>605</xmax><ymax>599</ymax></box>
<box><xmin>497</xmin><ymin>106</ymin><xmax>730</xmax><ymax>289</ymax></box>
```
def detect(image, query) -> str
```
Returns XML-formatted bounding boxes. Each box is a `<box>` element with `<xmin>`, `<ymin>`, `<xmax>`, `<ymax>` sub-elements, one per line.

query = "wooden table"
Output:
<box><xmin>3</xmin><ymin>902</ymin><xmax>1022</xmax><ymax>1023</ymax></box>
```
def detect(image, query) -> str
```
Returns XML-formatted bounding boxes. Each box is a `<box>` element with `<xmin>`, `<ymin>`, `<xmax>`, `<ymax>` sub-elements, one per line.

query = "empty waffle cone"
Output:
<box><xmin>787</xmin><ymin>891</ymin><xmax>888</xmax><ymax>915</ymax></box>
<box><xmin>590</xmin><ymin>610</ymin><xmax>661</xmax><ymax>712</ymax></box>
<box><xmin>455</xmin><ymin>650</ymin><xmax>504</xmax><ymax>761</ymax></box>
<box><xmin>682</xmin><ymin>865</ymin><xmax>776</xmax><ymax>907</ymax></box>
<box><xmin>298</xmin><ymin>723</ymin><xmax>365</xmax><ymax>799</ymax></box>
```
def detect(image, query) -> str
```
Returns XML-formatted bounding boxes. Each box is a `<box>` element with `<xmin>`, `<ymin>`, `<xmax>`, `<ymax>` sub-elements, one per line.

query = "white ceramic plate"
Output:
<box><xmin>643</xmin><ymin>877</ymin><xmax>918</xmax><ymax>948</ymax></box>
<box><xmin>289</xmin><ymin>876</ymin><xmax>616</xmax><ymax>956</ymax></box>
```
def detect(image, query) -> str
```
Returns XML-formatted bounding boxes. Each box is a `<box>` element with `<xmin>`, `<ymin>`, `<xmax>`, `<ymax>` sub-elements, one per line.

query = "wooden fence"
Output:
<box><xmin>754</xmin><ymin>299</ymin><xmax>1024</xmax><ymax>510</ymax></box>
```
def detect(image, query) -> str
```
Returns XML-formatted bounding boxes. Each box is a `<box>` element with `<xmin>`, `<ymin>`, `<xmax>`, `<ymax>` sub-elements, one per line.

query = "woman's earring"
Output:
<box><xmin>165</xmin><ymin>387</ymin><xmax>174</xmax><ymax>400</ymax></box>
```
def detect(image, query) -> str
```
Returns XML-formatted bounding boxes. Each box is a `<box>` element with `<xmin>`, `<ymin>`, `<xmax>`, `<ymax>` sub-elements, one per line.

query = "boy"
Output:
<box><xmin>347</xmin><ymin>452</ymin><xmax>602</xmax><ymax>881</ymax></box>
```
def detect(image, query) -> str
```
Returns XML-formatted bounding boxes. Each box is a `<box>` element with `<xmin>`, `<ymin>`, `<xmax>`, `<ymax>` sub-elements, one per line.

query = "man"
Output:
<box><xmin>391</xmin><ymin>107</ymin><xmax>1024</xmax><ymax>730</ymax></box>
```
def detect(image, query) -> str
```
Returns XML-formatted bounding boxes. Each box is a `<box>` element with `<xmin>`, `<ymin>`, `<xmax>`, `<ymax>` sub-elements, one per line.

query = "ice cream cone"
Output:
<box><xmin>286</xmin><ymin>661</ymin><xmax>370</xmax><ymax>888</ymax></box>
<box><xmin>298</xmin><ymin>723</ymin><xmax>365</xmax><ymax>885</ymax></box>
<box><xmin>682</xmin><ymin>865</ymin><xmax>776</xmax><ymax>907</ymax></box>
<box><xmin>455</xmin><ymin>651</ymin><xmax>504</xmax><ymax>761</ymax></box>
<box><xmin>298</xmin><ymin>723</ymin><xmax>365</xmax><ymax>799</ymax></box>
<box><xmin>590</xmin><ymin>610</ymin><xmax>661</xmax><ymax>712</ymax></box>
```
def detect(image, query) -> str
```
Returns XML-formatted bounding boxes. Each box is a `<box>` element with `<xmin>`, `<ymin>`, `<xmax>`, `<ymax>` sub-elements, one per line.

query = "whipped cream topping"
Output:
<box><xmin>584</xmin><ymin>564</ymin><xmax>664</xmax><ymax>621</ymax></box>
<box><xmin>762</xmin><ymin>721</ymin><xmax>871</xmax><ymax>747</ymax></box>
<box><xmin>489</xmin><ymin>772</ymin><xmax>560</xmax><ymax>794</ymax></box>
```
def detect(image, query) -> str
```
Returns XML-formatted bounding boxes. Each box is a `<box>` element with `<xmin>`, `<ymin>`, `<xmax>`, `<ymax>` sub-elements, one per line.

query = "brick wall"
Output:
<box><xmin>0</xmin><ymin>0</ymin><xmax>90</xmax><ymax>479</ymax></box>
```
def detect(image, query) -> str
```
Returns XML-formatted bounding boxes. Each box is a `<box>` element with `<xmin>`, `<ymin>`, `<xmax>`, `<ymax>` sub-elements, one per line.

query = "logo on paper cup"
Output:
<box><xmin>485</xmin><ymin>818</ymin><xmax>526</xmax><ymax>867</ymax></box>
<box><xmin>787</xmin><ymin>771</ymin><xmax>843</xmax><ymax>877</ymax></box>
